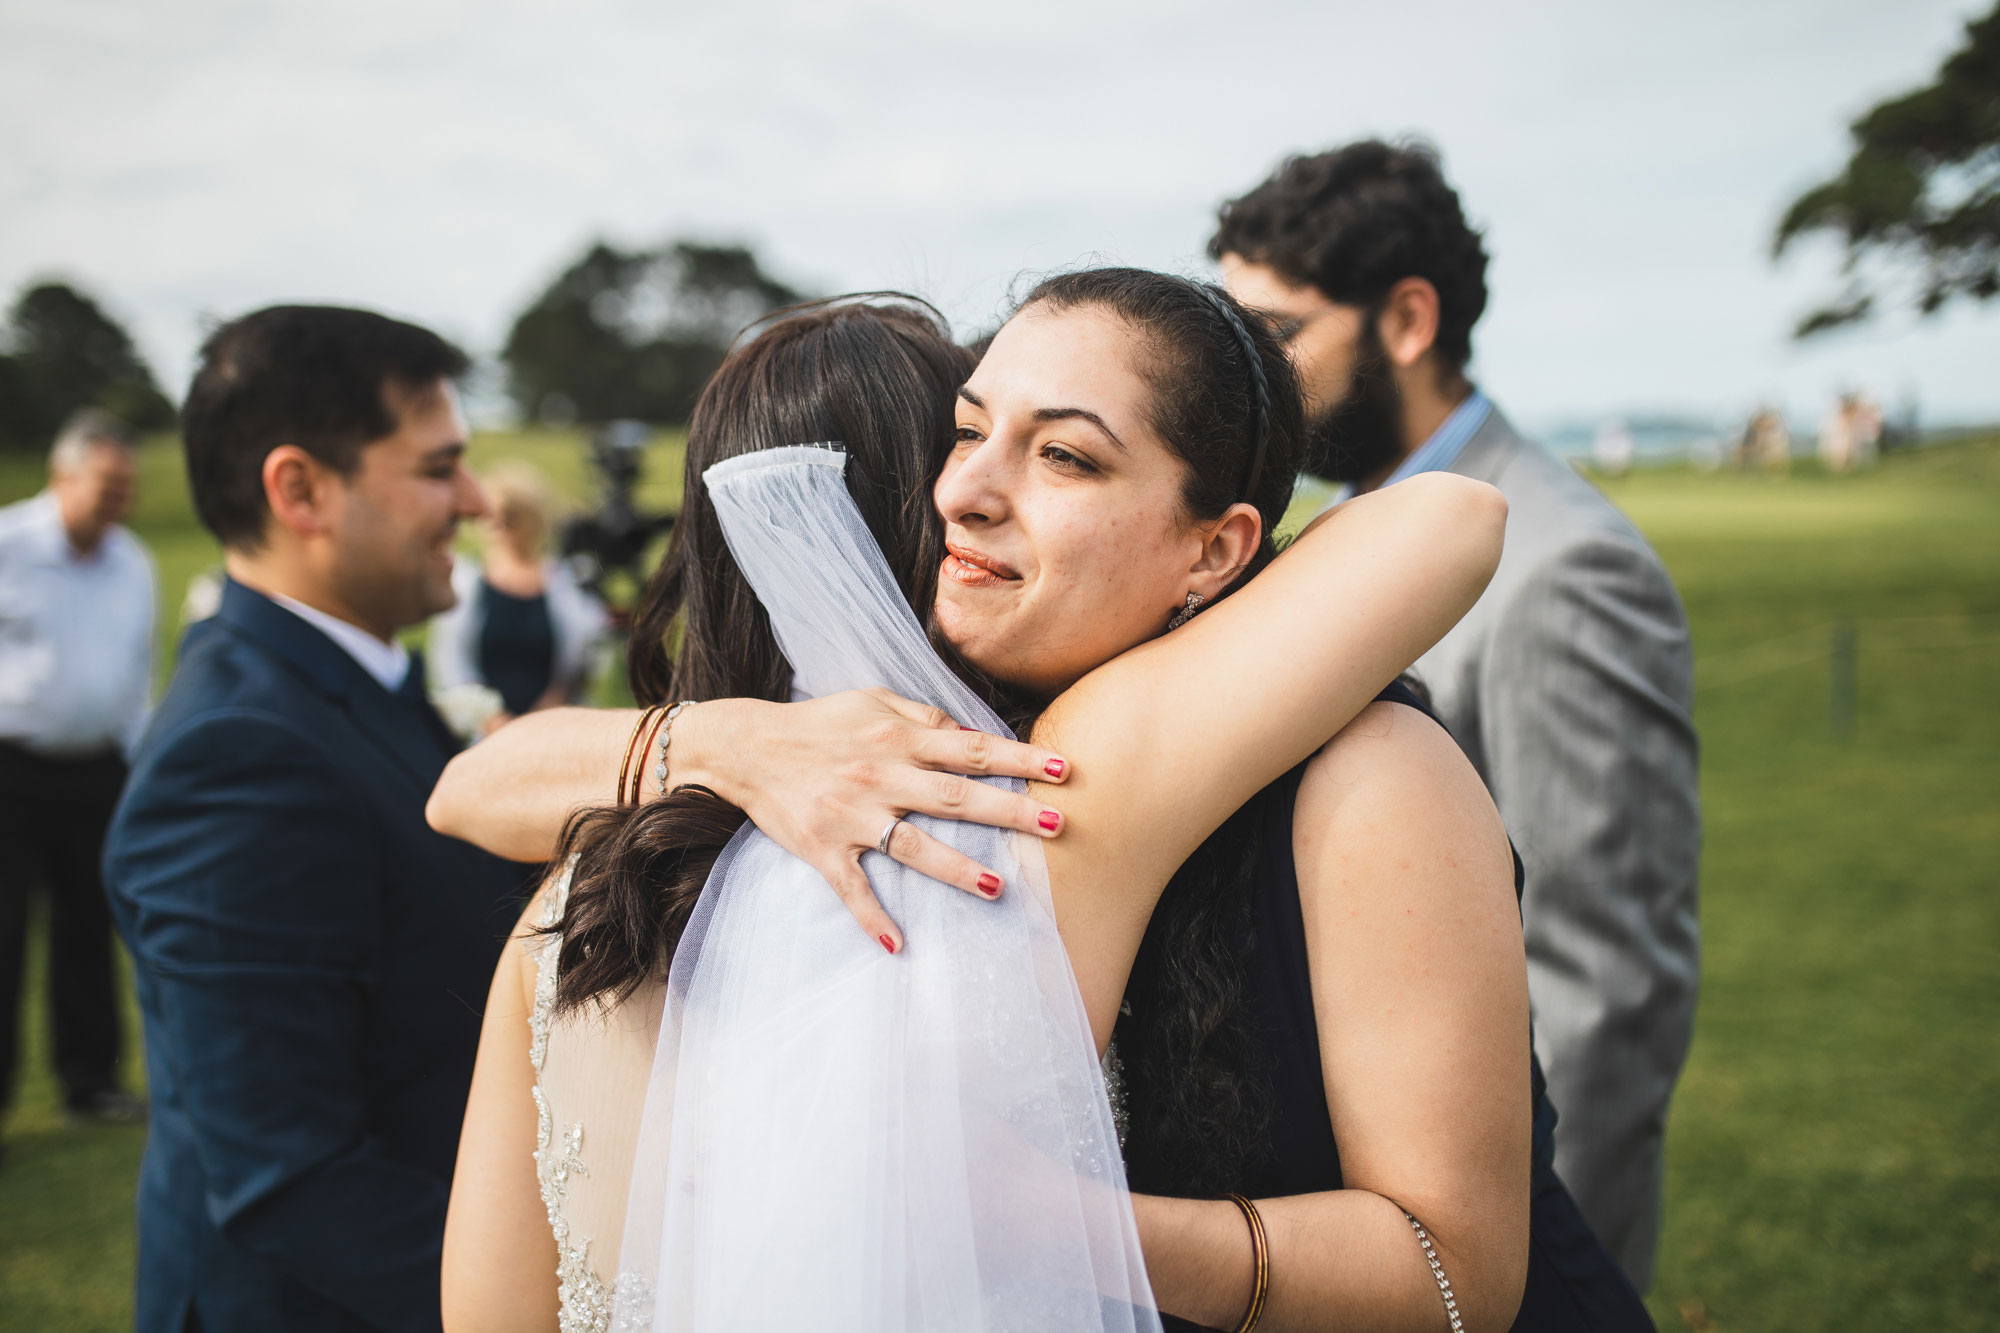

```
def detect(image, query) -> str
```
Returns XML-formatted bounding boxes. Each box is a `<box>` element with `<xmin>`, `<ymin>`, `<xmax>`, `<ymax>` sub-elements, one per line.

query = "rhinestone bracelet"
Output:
<box><xmin>1403</xmin><ymin>1211</ymin><xmax>1464</xmax><ymax>1332</ymax></box>
<box><xmin>651</xmin><ymin>699</ymin><xmax>699</xmax><ymax>796</ymax></box>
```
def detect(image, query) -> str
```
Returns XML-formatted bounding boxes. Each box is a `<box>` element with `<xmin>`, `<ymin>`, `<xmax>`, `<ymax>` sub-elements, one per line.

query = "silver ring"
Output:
<box><xmin>875</xmin><ymin>817</ymin><xmax>903</xmax><ymax>857</ymax></box>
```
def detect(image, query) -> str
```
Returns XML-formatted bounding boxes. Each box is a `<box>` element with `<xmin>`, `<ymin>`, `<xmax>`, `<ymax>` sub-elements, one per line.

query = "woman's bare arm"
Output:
<box><xmin>429</xmin><ymin>706</ymin><xmax>635</xmax><ymax>862</ymax></box>
<box><xmin>427</xmin><ymin>692</ymin><xmax>1072</xmax><ymax>950</ymax></box>
<box><xmin>442</xmin><ymin>895</ymin><xmax>559</xmax><ymax>1333</ymax></box>
<box><xmin>1133</xmin><ymin>704</ymin><xmax>1531</xmax><ymax>1331</ymax></box>
<box><xmin>1034</xmin><ymin>471</ymin><xmax>1508</xmax><ymax>1048</ymax></box>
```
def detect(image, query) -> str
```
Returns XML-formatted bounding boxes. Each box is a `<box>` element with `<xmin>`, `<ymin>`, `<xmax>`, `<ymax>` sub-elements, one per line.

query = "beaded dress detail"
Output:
<box><xmin>527</xmin><ymin>857</ymin><xmax>664</xmax><ymax>1333</ymax></box>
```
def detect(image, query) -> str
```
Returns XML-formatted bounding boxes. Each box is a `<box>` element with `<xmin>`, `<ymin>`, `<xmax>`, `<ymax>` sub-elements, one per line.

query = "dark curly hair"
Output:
<box><xmin>1208</xmin><ymin>139</ymin><xmax>1490</xmax><ymax>375</ymax></box>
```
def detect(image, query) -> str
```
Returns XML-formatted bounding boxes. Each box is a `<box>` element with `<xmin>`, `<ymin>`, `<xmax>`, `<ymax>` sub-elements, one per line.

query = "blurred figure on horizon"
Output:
<box><xmin>0</xmin><ymin>409</ymin><xmax>154</xmax><ymax>1145</ymax></box>
<box><xmin>1819</xmin><ymin>396</ymin><xmax>1856</xmax><ymax>471</ymax></box>
<box><xmin>1819</xmin><ymin>391</ymin><xmax>1883</xmax><ymax>472</ymax></box>
<box><xmin>1740</xmin><ymin>405</ymin><xmax>1792</xmax><ymax>472</ymax></box>
<box><xmin>1215</xmin><ymin>139</ymin><xmax>1701</xmax><ymax>1292</ymax></box>
<box><xmin>1593</xmin><ymin>418</ymin><xmax>1636</xmax><ymax>476</ymax></box>
<box><xmin>427</xmin><ymin>460</ymin><xmax>606</xmax><ymax>738</ymax></box>
<box><xmin>1853</xmin><ymin>393</ymin><xmax>1883</xmax><ymax>464</ymax></box>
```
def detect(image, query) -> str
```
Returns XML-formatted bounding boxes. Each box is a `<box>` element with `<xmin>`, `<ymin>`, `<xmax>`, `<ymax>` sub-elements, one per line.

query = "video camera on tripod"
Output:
<box><xmin>558</xmin><ymin>420</ymin><xmax>676</xmax><ymax>625</ymax></box>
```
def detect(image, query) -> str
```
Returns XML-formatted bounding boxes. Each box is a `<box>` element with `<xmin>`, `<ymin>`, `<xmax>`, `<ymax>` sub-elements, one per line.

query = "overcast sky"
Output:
<box><xmin>3</xmin><ymin>0</ymin><xmax>1994</xmax><ymax>432</ymax></box>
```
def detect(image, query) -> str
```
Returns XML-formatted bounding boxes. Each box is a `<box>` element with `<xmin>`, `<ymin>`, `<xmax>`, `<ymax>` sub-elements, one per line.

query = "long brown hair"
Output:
<box><xmin>548</xmin><ymin>297</ymin><xmax>982</xmax><ymax>1011</ymax></box>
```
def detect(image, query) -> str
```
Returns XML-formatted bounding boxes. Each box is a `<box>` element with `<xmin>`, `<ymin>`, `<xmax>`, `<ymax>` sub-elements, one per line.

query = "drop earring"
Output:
<box><xmin>1166</xmin><ymin>591</ymin><xmax>1206</xmax><ymax>631</ymax></box>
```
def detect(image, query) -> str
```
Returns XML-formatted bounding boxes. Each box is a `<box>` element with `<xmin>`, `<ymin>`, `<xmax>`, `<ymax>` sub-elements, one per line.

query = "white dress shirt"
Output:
<box><xmin>269</xmin><ymin>592</ymin><xmax>412</xmax><ymax>693</ymax></box>
<box><xmin>0</xmin><ymin>491</ymin><xmax>157</xmax><ymax>759</ymax></box>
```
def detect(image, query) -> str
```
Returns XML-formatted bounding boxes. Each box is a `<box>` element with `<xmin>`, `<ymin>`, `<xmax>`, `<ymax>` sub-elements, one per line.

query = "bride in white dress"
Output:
<box><xmin>442</xmin><ymin>291</ymin><xmax>1503</xmax><ymax>1332</ymax></box>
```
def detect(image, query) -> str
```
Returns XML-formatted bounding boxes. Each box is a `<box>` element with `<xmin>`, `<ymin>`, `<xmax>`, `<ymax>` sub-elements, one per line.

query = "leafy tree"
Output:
<box><xmin>1774</xmin><ymin>6</ymin><xmax>2000</xmax><ymax>337</ymax></box>
<box><xmin>503</xmin><ymin>239</ymin><xmax>803</xmax><ymax>425</ymax></box>
<box><xmin>0</xmin><ymin>281</ymin><xmax>177</xmax><ymax>451</ymax></box>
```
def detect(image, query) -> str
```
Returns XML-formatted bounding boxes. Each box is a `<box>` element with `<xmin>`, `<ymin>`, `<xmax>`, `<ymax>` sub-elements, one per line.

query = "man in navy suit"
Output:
<box><xmin>104</xmin><ymin>306</ymin><xmax>526</xmax><ymax>1332</ymax></box>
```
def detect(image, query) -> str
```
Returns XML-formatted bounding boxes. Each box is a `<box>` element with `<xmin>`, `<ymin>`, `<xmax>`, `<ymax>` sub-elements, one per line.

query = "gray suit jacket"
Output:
<box><xmin>1418</xmin><ymin>406</ymin><xmax>1700</xmax><ymax>1291</ymax></box>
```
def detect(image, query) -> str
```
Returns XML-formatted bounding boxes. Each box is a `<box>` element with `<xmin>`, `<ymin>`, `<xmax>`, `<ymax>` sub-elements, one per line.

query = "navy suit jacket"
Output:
<box><xmin>104</xmin><ymin>580</ymin><xmax>525</xmax><ymax>1333</ymax></box>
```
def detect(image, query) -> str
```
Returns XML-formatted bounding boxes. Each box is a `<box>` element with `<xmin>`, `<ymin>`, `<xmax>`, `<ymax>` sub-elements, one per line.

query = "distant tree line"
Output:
<box><xmin>0</xmin><ymin>282</ymin><xmax>176</xmax><ymax>452</ymax></box>
<box><xmin>0</xmin><ymin>237</ymin><xmax>805</xmax><ymax>452</ymax></box>
<box><xmin>501</xmin><ymin>239</ymin><xmax>805</xmax><ymax>426</ymax></box>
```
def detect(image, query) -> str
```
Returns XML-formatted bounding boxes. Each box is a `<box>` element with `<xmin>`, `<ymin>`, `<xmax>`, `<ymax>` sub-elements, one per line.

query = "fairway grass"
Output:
<box><xmin>1</xmin><ymin>434</ymin><xmax>1994</xmax><ymax>1330</ymax></box>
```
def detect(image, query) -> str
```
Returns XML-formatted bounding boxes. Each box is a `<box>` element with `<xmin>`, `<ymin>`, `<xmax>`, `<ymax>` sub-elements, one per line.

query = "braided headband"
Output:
<box><xmin>1190</xmin><ymin>283</ymin><xmax>1271</xmax><ymax>507</ymax></box>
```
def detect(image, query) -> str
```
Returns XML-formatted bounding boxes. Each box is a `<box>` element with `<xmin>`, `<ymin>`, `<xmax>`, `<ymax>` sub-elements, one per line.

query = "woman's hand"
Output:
<box><xmin>427</xmin><ymin>691</ymin><xmax>1070</xmax><ymax>950</ymax></box>
<box><xmin>670</xmin><ymin>690</ymin><xmax>1070</xmax><ymax>953</ymax></box>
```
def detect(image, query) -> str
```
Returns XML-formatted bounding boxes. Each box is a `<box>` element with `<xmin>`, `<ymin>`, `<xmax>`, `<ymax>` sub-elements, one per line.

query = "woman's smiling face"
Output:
<box><xmin>934</xmin><ymin>302</ymin><xmax>1222</xmax><ymax>696</ymax></box>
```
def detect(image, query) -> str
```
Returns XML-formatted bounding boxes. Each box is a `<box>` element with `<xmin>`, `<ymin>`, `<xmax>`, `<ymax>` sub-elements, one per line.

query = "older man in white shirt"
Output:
<box><xmin>0</xmin><ymin>409</ymin><xmax>155</xmax><ymax>1135</ymax></box>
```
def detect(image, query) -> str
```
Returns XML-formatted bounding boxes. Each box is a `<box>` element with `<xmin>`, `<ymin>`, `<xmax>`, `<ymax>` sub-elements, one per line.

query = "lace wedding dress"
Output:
<box><xmin>525</xmin><ymin>870</ymin><xmax>659</xmax><ymax>1332</ymax></box>
<box><xmin>526</xmin><ymin>446</ymin><xmax>1157</xmax><ymax>1333</ymax></box>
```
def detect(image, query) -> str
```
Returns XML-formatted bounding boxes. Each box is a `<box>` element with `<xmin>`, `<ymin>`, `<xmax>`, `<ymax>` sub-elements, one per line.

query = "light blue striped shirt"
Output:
<box><xmin>1309</xmin><ymin>388</ymin><xmax>1491</xmax><ymax>516</ymax></box>
<box><xmin>1380</xmin><ymin>388</ymin><xmax>1491</xmax><ymax>487</ymax></box>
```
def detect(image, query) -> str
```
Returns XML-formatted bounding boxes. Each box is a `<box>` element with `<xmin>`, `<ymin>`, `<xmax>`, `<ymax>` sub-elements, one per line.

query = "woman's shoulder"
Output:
<box><xmin>1293</xmin><ymin>694</ymin><xmax>1508</xmax><ymax>893</ymax></box>
<box><xmin>1304</xmin><ymin>689</ymin><xmax>1457</xmax><ymax>777</ymax></box>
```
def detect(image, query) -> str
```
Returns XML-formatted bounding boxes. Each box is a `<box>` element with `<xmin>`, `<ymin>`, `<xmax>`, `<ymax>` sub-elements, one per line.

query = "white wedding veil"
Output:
<box><xmin>607</xmin><ymin>446</ymin><xmax>1158</xmax><ymax>1332</ymax></box>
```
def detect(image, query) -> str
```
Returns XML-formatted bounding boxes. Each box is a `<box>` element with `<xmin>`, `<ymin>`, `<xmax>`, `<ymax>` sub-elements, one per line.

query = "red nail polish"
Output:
<box><xmin>1043</xmin><ymin>758</ymin><xmax>1066</xmax><ymax>780</ymax></box>
<box><xmin>1038</xmin><ymin>810</ymin><xmax>1060</xmax><ymax>832</ymax></box>
<box><xmin>879</xmin><ymin>934</ymin><xmax>897</xmax><ymax>954</ymax></box>
<box><xmin>977</xmin><ymin>873</ymin><xmax>1002</xmax><ymax>896</ymax></box>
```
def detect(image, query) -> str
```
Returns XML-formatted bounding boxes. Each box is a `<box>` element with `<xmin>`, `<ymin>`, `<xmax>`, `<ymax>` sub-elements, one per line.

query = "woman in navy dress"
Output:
<box><xmin>429</xmin><ymin>462</ymin><xmax>606</xmax><ymax>735</ymax></box>
<box><xmin>1116</xmin><ymin>678</ymin><xmax>1654</xmax><ymax>1331</ymax></box>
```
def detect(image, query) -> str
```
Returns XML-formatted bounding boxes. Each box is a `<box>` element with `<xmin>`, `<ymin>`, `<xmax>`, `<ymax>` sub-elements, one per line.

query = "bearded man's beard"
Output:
<box><xmin>1302</xmin><ymin>326</ymin><xmax>1405</xmax><ymax>485</ymax></box>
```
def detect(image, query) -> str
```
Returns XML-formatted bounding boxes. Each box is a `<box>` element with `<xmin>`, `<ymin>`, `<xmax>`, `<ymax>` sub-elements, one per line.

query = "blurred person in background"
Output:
<box><xmin>428</xmin><ymin>461</ymin><xmax>605</xmax><ymax>737</ymax></box>
<box><xmin>103</xmin><ymin>306</ymin><xmax>521</xmax><ymax>1333</ymax></box>
<box><xmin>1819</xmin><ymin>391</ymin><xmax>1884</xmax><ymax>473</ymax></box>
<box><xmin>1744</xmin><ymin>406</ymin><xmax>1791</xmax><ymax>472</ymax></box>
<box><xmin>1592</xmin><ymin>419</ymin><xmax>1636</xmax><ymax>477</ymax></box>
<box><xmin>1214</xmin><ymin>139</ymin><xmax>1701</xmax><ymax>1292</ymax></box>
<box><xmin>1818</xmin><ymin>395</ymin><xmax>1857</xmax><ymax>471</ymax></box>
<box><xmin>0</xmin><ymin>409</ymin><xmax>154</xmax><ymax>1146</ymax></box>
<box><xmin>1851</xmin><ymin>392</ymin><xmax>1883</xmax><ymax>466</ymax></box>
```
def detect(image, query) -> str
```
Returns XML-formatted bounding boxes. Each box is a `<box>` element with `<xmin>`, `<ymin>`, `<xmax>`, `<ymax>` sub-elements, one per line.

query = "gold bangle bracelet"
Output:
<box><xmin>1225</xmin><ymin>1192</ymin><xmax>1269</xmax><ymax>1333</ymax></box>
<box><xmin>617</xmin><ymin>705</ymin><xmax>666</xmax><ymax>807</ymax></box>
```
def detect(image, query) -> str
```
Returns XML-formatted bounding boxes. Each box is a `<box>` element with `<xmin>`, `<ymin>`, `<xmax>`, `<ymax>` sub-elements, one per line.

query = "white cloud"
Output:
<box><xmin>2</xmin><ymin>0</ymin><xmax>1993</xmax><ymax>430</ymax></box>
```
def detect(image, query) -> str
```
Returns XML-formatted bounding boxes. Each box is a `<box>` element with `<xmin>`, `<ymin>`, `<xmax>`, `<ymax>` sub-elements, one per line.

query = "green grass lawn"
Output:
<box><xmin>1602</xmin><ymin>447</ymin><xmax>2000</xmax><ymax>1331</ymax></box>
<box><xmin>1</xmin><ymin>433</ymin><xmax>1994</xmax><ymax>1330</ymax></box>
